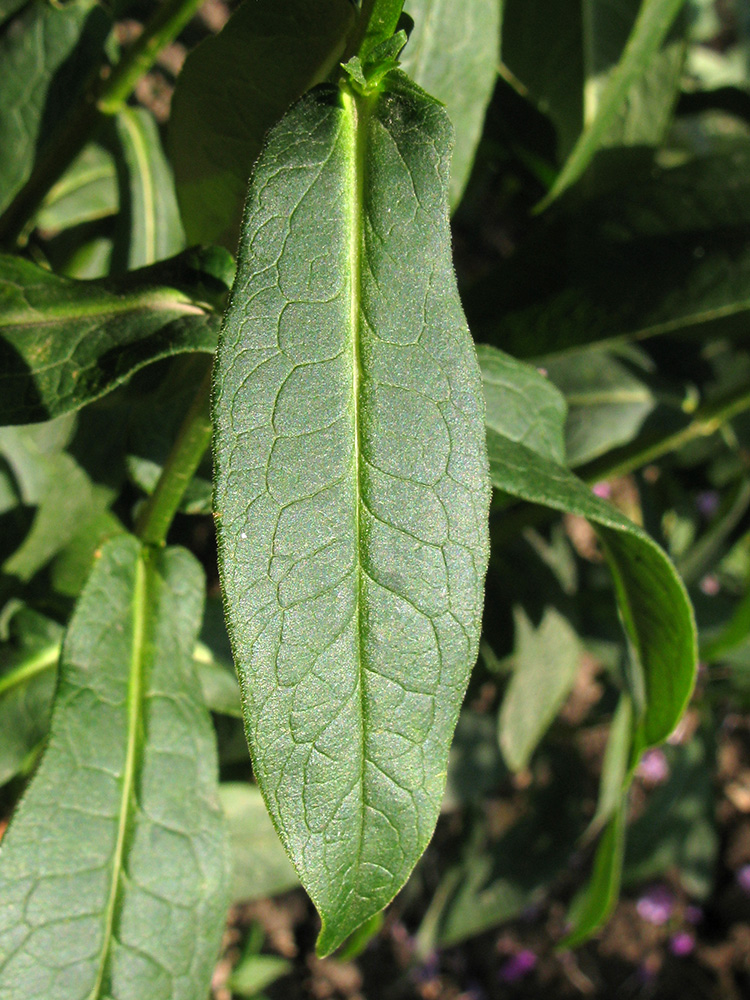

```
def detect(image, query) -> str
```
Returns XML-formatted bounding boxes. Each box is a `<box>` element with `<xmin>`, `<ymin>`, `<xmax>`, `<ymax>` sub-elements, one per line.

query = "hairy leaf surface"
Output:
<box><xmin>214</xmin><ymin>74</ymin><xmax>491</xmax><ymax>954</ymax></box>
<box><xmin>0</xmin><ymin>248</ymin><xmax>232</xmax><ymax>424</ymax></box>
<box><xmin>0</xmin><ymin>536</ymin><xmax>230</xmax><ymax>999</ymax></box>
<box><xmin>401</xmin><ymin>0</ymin><xmax>501</xmax><ymax>207</ymax></box>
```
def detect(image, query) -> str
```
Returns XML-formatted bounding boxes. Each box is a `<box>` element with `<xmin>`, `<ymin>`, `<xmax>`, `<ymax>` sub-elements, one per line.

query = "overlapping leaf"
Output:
<box><xmin>214</xmin><ymin>73</ymin><xmax>491</xmax><ymax>954</ymax></box>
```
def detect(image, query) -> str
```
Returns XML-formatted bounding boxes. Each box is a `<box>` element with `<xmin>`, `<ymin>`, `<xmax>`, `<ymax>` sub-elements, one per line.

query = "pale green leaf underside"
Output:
<box><xmin>0</xmin><ymin>536</ymin><xmax>229</xmax><ymax>999</ymax></box>
<box><xmin>214</xmin><ymin>73</ymin><xmax>490</xmax><ymax>955</ymax></box>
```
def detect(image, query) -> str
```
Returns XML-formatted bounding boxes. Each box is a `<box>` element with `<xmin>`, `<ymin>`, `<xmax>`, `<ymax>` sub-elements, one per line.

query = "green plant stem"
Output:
<box><xmin>0</xmin><ymin>0</ymin><xmax>202</xmax><ymax>246</ymax></box>
<box><xmin>491</xmin><ymin>378</ymin><xmax>750</xmax><ymax>544</ymax></box>
<box><xmin>97</xmin><ymin>0</ymin><xmax>205</xmax><ymax>114</ymax></box>
<box><xmin>135</xmin><ymin>359</ymin><xmax>213</xmax><ymax>547</ymax></box>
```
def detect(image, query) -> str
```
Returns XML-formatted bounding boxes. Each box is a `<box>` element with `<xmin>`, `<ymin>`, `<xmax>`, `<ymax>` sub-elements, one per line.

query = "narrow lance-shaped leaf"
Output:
<box><xmin>214</xmin><ymin>73</ymin><xmax>491</xmax><ymax>954</ymax></box>
<box><xmin>0</xmin><ymin>536</ymin><xmax>230</xmax><ymax>999</ymax></box>
<box><xmin>0</xmin><ymin>247</ymin><xmax>233</xmax><ymax>424</ymax></box>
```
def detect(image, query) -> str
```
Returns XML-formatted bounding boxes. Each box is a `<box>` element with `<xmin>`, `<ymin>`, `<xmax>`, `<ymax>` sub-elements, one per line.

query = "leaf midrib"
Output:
<box><xmin>120</xmin><ymin>108</ymin><xmax>157</xmax><ymax>264</ymax></box>
<box><xmin>87</xmin><ymin>549</ymin><xmax>148</xmax><ymax>1000</ymax></box>
<box><xmin>343</xmin><ymin>84</ymin><xmax>369</xmax><ymax>918</ymax></box>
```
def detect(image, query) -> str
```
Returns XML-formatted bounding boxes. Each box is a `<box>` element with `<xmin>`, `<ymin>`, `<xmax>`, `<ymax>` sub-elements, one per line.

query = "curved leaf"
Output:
<box><xmin>0</xmin><ymin>0</ymin><xmax>110</xmax><ymax>218</ymax></box>
<box><xmin>0</xmin><ymin>247</ymin><xmax>233</xmax><ymax>424</ymax></box>
<box><xmin>487</xmin><ymin>429</ymin><xmax>696</xmax><ymax>746</ymax></box>
<box><xmin>0</xmin><ymin>536</ymin><xmax>230</xmax><ymax>999</ymax></box>
<box><xmin>213</xmin><ymin>74</ymin><xmax>490</xmax><ymax>954</ymax></box>
<box><xmin>34</xmin><ymin>143</ymin><xmax>118</xmax><ymax>235</ymax></box>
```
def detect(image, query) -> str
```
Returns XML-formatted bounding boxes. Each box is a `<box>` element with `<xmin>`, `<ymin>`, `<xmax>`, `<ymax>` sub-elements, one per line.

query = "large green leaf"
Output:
<box><xmin>111</xmin><ymin>107</ymin><xmax>185</xmax><ymax>271</ymax></box>
<box><xmin>168</xmin><ymin>0</ymin><xmax>355</xmax><ymax>250</ymax></box>
<box><xmin>0</xmin><ymin>247</ymin><xmax>233</xmax><ymax>424</ymax></box>
<box><xmin>214</xmin><ymin>74</ymin><xmax>490</xmax><ymax>955</ymax></box>
<box><xmin>487</xmin><ymin>432</ymin><xmax>696</xmax><ymax>746</ymax></box>
<box><xmin>0</xmin><ymin>0</ymin><xmax>110</xmax><ymax>219</ymax></box>
<box><xmin>400</xmin><ymin>0</ymin><xmax>501</xmax><ymax>207</ymax></box>
<box><xmin>0</xmin><ymin>536</ymin><xmax>230</xmax><ymax>999</ymax></box>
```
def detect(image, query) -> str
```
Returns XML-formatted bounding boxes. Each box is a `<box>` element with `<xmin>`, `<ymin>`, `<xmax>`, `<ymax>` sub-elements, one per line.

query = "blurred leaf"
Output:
<box><xmin>544</xmin><ymin>347</ymin><xmax>658</xmax><ymax>466</ymax></box>
<box><xmin>589</xmin><ymin>692</ymin><xmax>635</xmax><ymax>834</ymax></box>
<box><xmin>487</xmin><ymin>431</ymin><xmax>696</xmax><ymax>746</ymax></box>
<box><xmin>168</xmin><ymin>0</ymin><xmax>354</xmax><ymax>249</ymax></box>
<box><xmin>335</xmin><ymin>910</ymin><xmax>385</xmax><ymax>961</ymax></box>
<box><xmin>478</xmin><ymin>344</ymin><xmax>567</xmax><ymax>463</ymax></box>
<box><xmin>0</xmin><ymin>0</ymin><xmax>26</xmax><ymax>26</ymax></box>
<box><xmin>194</xmin><ymin>647</ymin><xmax>241</xmax><ymax>718</ymax></box>
<box><xmin>400</xmin><ymin>0</ymin><xmax>501</xmax><ymax>207</ymax></box>
<box><xmin>0</xmin><ymin>536</ymin><xmax>230</xmax><ymax>998</ymax></box>
<box><xmin>228</xmin><ymin>954</ymin><xmax>291</xmax><ymax>998</ymax></box>
<box><xmin>0</xmin><ymin>420</ymin><xmax>95</xmax><ymax>581</ymax></box>
<box><xmin>111</xmin><ymin>107</ymin><xmax>185</xmax><ymax>271</ymax></box>
<box><xmin>0</xmin><ymin>607</ymin><xmax>60</xmax><ymax>786</ymax></box>
<box><xmin>219</xmin><ymin>783</ymin><xmax>300</xmax><ymax>903</ymax></box>
<box><xmin>538</xmin><ymin>0</ymin><xmax>688</xmax><ymax>208</ymax></box>
<box><xmin>0</xmin><ymin>0</ymin><xmax>110</xmax><ymax>218</ymax></box>
<box><xmin>34</xmin><ymin>142</ymin><xmax>118</xmax><ymax>235</ymax></box>
<box><xmin>0</xmin><ymin>247</ymin><xmax>232</xmax><ymax>424</ymax></box>
<box><xmin>624</xmin><ymin>731</ymin><xmax>718</xmax><ymax>898</ymax></box>
<box><xmin>499</xmin><ymin>606</ymin><xmax>582</xmax><ymax>771</ymax></box>
<box><xmin>49</xmin><ymin>494</ymin><xmax>123</xmax><ymax>598</ymax></box>
<box><xmin>562</xmin><ymin>802</ymin><xmax>627</xmax><ymax>949</ymax></box>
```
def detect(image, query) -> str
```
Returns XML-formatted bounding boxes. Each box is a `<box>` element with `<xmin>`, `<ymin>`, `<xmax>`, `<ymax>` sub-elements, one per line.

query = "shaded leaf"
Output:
<box><xmin>0</xmin><ymin>536</ymin><xmax>230</xmax><ymax>999</ymax></box>
<box><xmin>0</xmin><ymin>247</ymin><xmax>232</xmax><ymax>424</ymax></box>
<box><xmin>0</xmin><ymin>607</ymin><xmax>60</xmax><ymax>786</ymax></box>
<box><xmin>213</xmin><ymin>74</ymin><xmax>490</xmax><ymax>954</ymax></box>
<box><xmin>34</xmin><ymin>143</ymin><xmax>118</xmax><ymax>236</ymax></box>
<box><xmin>400</xmin><ymin>0</ymin><xmax>501</xmax><ymax>206</ymax></box>
<box><xmin>478</xmin><ymin>344</ymin><xmax>566</xmax><ymax>463</ymax></box>
<box><xmin>168</xmin><ymin>0</ymin><xmax>355</xmax><ymax>249</ymax></box>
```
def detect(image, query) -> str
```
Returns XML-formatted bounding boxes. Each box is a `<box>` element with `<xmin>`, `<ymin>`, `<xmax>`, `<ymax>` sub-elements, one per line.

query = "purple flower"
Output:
<box><xmin>669</xmin><ymin>931</ymin><xmax>695</xmax><ymax>957</ymax></box>
<box><xmin>736</xmin><ymin>864</ymin><xmax>750</xmax><ymax>894</ymax></box>
<box><xmin>499</xmin><ymin>949</ymin><xmax>537</xmax><ymax>983</ymax></box>
<box><xmin>637</xmin><ymin>748</ymin><xmax>670</xmax><ymax>784</ymax></box>
<box><xmin>592</xmin><ymin>481</ymin><xmax>612</xmax><ymax>499</ymax></box>
<box><xmin>636</xmin><ymin>885</ymin><xmax>674</xmax><ymax>925</ymax></box>
<box><xmin>695</xmin><ymin>491</ymin><xmax>719</xmax><ymax>519</ymax></box>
